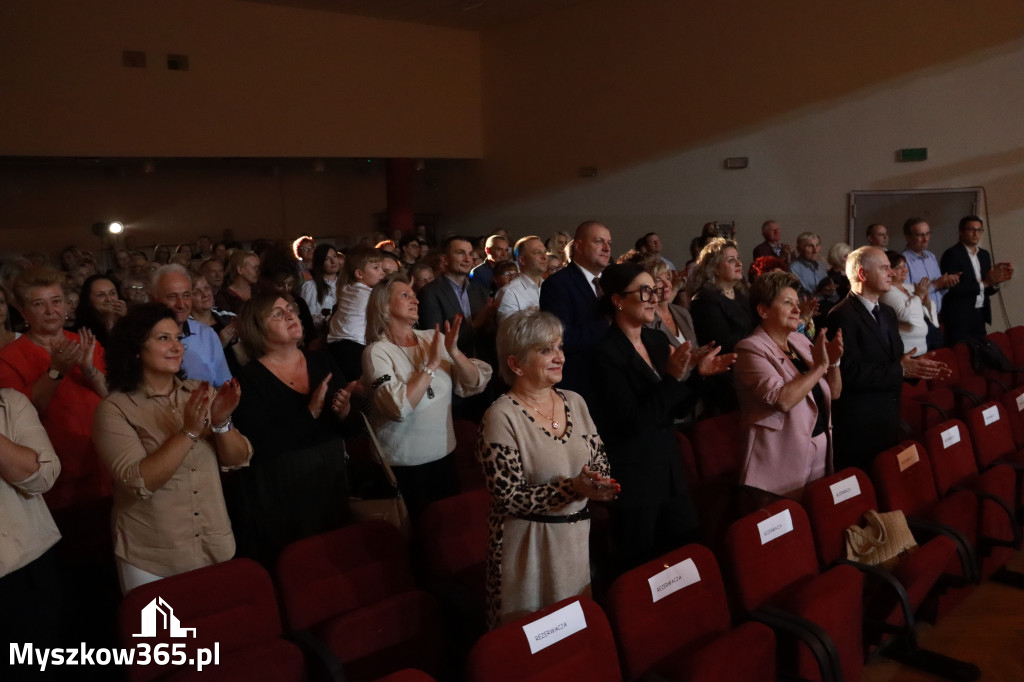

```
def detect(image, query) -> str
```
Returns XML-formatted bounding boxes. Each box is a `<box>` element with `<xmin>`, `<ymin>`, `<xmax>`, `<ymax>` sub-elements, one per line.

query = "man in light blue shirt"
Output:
<box><xmin>900</xmin><ymin>217</ymin><xmax>960</xmax><ymax>313</ymax></box>
<box><xmin>790</xmin><ymin>232</ymin><xmax>834</xmax><ymax>299</ymax></box>
<box><xmin>150</xmin><ymin>265</ymin><xmax>232</xmax><ymax>386</ymax></box>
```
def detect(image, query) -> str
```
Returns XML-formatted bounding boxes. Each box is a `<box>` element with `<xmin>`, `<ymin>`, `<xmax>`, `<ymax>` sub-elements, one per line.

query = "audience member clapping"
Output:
<box><xmin>688</xmin><ymin>238</ymin><xmax>755</xmax><ymax>413</ymax></box>
<box><xmin>75</xmin><ymin>274</ymin><xmax>128</xmax><ymax>349</ymax></box>
<box><xmin>479</xmin><ymin>309</ymin><xmax>616</xmax><ymax>628</ymax></box>
<box><xmin>362</xmin><ymin>276</ymin><xmax>492</xmax><ymax>516</ymax></box>
<box><xmin>225</xmin><ymin>292</ymin><xmax>358</xmax><ymax>567</ymax></box>
<box><xmin>592</xmin><ymin>263</ymin><xmax>734</xmax><ymax>572</ymax></box>
<box><xmin>734</xmin><ymin>272</ymin><xmax>843</xmax><ymax>498</ymax></box>
<box><xmin>880</xmin><ymin>251</ymin><xmax>936</xmax><ymax>356</ymax></box>
<box><xmin>0</xmin><ymin>267</ymin><xmax>109</xmax><ymax>510</ymax></box>
<box><xmin>94</xmin><ymin>303</ymin><xmax>251</xmax><ymax>593</ymax></box>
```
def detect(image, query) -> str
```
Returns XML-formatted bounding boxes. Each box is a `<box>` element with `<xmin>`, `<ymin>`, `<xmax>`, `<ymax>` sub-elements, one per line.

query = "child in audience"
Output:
<box><xmin>326</xmin><ymin>246</ymin><xmax>385</xmax><ymax>380</ymax></box>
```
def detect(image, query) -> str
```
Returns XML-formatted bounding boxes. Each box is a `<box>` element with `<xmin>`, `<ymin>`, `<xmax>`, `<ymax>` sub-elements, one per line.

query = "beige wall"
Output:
<box><xmin>443</xmin><ymin>0</ymin><xmax>1024</xmax><ymax>328</ymax></box>
<box><xmin>0</xmin><ymin>0</ymin><xmax>482</xmax><ymax>158</ymax></box>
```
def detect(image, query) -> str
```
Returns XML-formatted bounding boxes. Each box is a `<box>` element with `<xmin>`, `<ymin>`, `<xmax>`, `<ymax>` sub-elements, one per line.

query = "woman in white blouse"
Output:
<box><xmin>362</xmin><ymin>275</ymin><xmax>491</xmax><ymax>515</ymax></box>
<box><xmin>880</xmin><ymin>251</ymin><xmax>936</xmax><ymax>357</ymax></box>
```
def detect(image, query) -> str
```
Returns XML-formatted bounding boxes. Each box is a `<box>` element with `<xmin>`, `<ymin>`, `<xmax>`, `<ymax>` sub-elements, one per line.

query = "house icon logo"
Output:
<box><xmin>133</xmin><ymin>597</ymin><xmax>197</xmax><ymax>638</ymax></box>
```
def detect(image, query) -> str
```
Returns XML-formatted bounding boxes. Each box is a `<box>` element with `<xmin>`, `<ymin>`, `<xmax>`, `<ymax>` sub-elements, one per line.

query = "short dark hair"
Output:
<box><xmin>441</xmin><ymin>235</ymin><xmax>473</xmax><ymax>254</ymax></box>
<box><xmin>886</xmin><ymin>251</ymin><xmax>907</xmax><ymax>270</ymax></box>
<box><xmin>598</xmin><ymin>262</ymin><xmax>646</xmax><ymax>316</ymax></box>
<box><xmin>866</xmin><ymin>223</ymin><xmax>885</xmax><ymax>237</ymax></box>
<box><xmin>958</xmin><ymin>215</ymin><xmax>983</xmax><ymax>231</ymax></box>
<box><xmin>749</xmin><ymin>271</ymin><xmax>801</xmax><ymax>312</ymax></box>
<box><xmin>106</xmin><ymin>303</ymin><xmax>183</xmax><ymax>393</ymax></box>
<box><xmin>902</xmin><ymin>217</ymin><xmax>926</xmax><ymax>235</ymax></box>
<box><xmin>237</xmin><ymin>291</ymin><xmax>297</xmax><ymax>359</ymax></box>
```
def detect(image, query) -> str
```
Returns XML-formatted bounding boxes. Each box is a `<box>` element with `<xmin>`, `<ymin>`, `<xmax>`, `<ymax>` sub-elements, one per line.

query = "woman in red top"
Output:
<box><xmin>0</xmin><ymin>267</ymin><xmax>111</xmax><ymax>509</ymax></box>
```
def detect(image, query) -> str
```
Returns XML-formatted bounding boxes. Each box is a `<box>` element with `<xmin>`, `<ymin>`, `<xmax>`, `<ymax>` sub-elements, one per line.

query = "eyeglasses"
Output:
<box><xmin>963</xmin><ymin>227</ymin><xmax>985</xmax><ymax>234</ymax></box>
<box><xmin>268</xmin><ymin>306</ymin><xmax>297</xmax><ymax>321</ymax></box>
<box><xmin>622</xmin><ymin>285</ymin><xmax>657</xmax><ymax>302</ymax></box>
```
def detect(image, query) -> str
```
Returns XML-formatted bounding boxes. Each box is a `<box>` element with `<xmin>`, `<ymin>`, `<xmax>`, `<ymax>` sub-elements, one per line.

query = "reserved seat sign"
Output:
<box><xmin>521</xmin><ymin>600</ymin><xmax>587</xmax><ymax>654</ymax></box>
<box><xmin>647</xmin><ymin>558</ymin><xmax>701</xmax><ymax>603</ymax></box>
<box><xmin>757</xmin><ymin>508</ymin><xmax>794</xmax><ymax>545</ymax></box>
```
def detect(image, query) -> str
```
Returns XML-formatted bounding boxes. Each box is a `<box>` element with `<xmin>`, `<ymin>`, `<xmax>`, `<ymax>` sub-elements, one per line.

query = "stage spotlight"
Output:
<box><xmin>91</xmin><ymin>221</ymin><xmax>126</xmax><ymax>236</ymax></box>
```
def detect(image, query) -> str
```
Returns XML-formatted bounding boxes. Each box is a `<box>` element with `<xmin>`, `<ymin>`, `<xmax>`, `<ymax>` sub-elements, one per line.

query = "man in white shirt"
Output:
<box><xmin>497</xmin><ymin>236</ymin><xmax>547</xmax><ymax>323</ymax></box>
<box><xmin>939</xmin><ymin>215</ymin><xmax>1013</xmax><ymax>345</ymax></box>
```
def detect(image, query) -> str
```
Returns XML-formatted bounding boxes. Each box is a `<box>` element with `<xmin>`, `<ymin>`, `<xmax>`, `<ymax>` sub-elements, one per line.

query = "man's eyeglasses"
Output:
<box><xmin>963</xmin><ymin>227</ymin><xmax>985</xmax><ymax>234</ymax></box>
<box><xmin>622</xmin><ymin>285</ymin><xmax>657</xmax><ymax>302</ymax></box>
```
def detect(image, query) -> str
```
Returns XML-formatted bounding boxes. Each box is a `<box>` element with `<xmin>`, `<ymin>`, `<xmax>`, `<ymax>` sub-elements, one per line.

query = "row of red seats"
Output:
<box><xmin>119</xmin><ymin>521</ymin><xmax>444</xmax><ymax>682</ymax></box>
<box><xmin>903</xmin><ymin>328</ymin><xmax>1024</xmax><ymax>438</ymax></box>
<box><xmin>467</xmin><ymin>462</ymin><xmax>987</xmax><ymax>682</ymax></box>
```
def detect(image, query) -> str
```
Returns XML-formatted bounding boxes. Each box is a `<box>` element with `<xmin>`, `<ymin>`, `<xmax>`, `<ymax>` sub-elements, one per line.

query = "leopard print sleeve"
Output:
<box><xmin>586</xmin><ymin>434</ymin><xmax>612</xmax><ymax>479</ymax></box>
<box><xmin>476</xmin><ymin>425</ymin><xmax>578</xmax><ymax>516</ymax></box>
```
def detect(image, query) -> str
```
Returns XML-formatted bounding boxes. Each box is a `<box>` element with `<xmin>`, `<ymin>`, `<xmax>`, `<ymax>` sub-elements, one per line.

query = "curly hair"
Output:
<box><xmin>106</xmin><ymin>303</ymin><xmax>183</xmax><ymax>393</ymax></box>
<box><xmin>686</xmin><ymin>238</ymin><xmax>745</xmax><ymax>297</ymax></box>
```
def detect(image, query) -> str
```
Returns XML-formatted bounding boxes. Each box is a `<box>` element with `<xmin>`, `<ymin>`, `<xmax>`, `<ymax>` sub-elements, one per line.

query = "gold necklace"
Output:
<box><xmin>512</xmin><ymin>390</ymin><xmax>561</xmax><ymax>431</ymax></box>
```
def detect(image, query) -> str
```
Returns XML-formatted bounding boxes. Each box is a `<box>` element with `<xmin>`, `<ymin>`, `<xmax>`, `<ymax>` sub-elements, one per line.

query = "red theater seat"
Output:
<box><xmin>119</xmin><ymin>559</ymin><xmax>307</xmax><ymax>682</ymax></box>
<box><xmin>466</xmin><ymin>596</ymin><xmax>621</xmax><ymax>682</ymax></box>
<box><xmin>607</xmin><ymin>543</ymin><xmax>775</xmax><ymax>682</ymax></box>
<box><xmin>276</xmin><ymin>522</ymin><xmax>444</xmax><ymax>682</ymax></box>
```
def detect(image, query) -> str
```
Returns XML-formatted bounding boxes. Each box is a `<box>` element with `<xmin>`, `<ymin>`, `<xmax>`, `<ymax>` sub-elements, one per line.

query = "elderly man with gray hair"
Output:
<box><xmin>149</xmin><ymin>264</ymin><xmax>232</xmax><ymax>386</ymax></box>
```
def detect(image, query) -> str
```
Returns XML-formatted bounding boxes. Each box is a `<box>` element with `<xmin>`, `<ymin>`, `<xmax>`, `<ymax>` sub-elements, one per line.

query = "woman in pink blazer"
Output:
<box><xmin>734</xmin><ymin>272</ymin><xmax>844</xmax><ymax>498</ymax></box>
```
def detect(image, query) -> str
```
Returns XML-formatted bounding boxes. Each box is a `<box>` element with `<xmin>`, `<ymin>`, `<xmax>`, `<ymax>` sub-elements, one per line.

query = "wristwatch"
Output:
<box><xmin>47</xmin><ymin>368</ymin><xmax>63</xmax><ymax>381</ymax></box>
<box><xmin>211</xmin><ymin>417</ymin><xmax>233</xmax><ymax>434</ymax></box>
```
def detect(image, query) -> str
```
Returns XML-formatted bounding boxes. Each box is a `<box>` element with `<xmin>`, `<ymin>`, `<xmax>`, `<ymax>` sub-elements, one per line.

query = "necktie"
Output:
<box><xmin>871</xmin><ymin>304</ymin><xmax>881</xmax><ymax>325</ymax></box>
<box><xmin>593</xmin><ymin>276</ymin><xmax>603</xmax><ymax>299</ymax></box>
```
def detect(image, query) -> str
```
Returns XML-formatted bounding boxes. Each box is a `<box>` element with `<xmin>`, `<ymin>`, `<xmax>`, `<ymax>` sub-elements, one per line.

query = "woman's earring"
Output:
<box><xmin>617</xmin><ymin>306</ymin><xmax>623</xmax><ymax>311</ymax></box>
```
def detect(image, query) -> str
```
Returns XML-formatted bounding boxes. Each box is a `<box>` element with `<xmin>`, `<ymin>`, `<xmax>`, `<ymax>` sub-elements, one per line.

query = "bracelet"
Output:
<box><xmin>211</xmin><ymin>417</ymin><xmax>233</xmax><ymax>434</ymax></box>
<box><xmin>421</xmin><ymin>366</ymin><xmax>436</xmax><ymax>379</ymax></box>
<box><xmin>181</xmin><ymin>428</ymin><xmax>200</xmax><ymax>443</ymax></box>
<box><xmin>829</xmin><ymin>359</ymin><xmax>841</xmax><ymax>369</ymax></box>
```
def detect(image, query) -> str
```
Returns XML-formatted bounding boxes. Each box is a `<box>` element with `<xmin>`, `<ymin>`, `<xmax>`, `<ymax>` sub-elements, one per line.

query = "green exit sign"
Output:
<box><xmin>897</xmin><ymin>147</ymin><xmax>928</xmax><ymax>162</ymax></box>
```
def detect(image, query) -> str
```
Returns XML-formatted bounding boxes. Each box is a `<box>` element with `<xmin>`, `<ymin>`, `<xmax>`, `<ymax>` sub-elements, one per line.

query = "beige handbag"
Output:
<box><xmin>348</xmin><ymin>413</ymin><xmax>410</xmax><ymax>534</ymax></box>
<box><xmin>844</xmin><ymin>509</ymin><xmax>918</xmax><ymax>570</ymax></box>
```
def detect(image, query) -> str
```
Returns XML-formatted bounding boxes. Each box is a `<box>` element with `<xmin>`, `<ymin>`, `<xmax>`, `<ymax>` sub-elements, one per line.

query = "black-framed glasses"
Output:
<box><xmin>622</xmin><ymin>285</ymin><xmax>657</xmax><ymax>302</ymax></box>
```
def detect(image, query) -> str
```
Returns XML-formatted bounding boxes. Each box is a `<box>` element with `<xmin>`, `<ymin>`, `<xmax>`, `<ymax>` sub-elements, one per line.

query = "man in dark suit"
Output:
<box><xmin>939</xmin><ymin>215</ymin><xmax>1013</xmax><ymax>346</ymax></box>
<box><xmin>752</xmin><ymin>220</ymin><xmax>794</xmax><ymax>263</ymax></box>
<box><xmin>539</xmin><ymin>220</ymin><xmax>612</xmax><ymax>399</ymax></box>
<box><xmin>827</xmin><ymin>246</ymin><xmax>948</xmax><ymax>471</ymax></box>
<box><xmin>417</xmin><ymin>235</ymin><xmax>495</xmax><ymax>359</ymax></box>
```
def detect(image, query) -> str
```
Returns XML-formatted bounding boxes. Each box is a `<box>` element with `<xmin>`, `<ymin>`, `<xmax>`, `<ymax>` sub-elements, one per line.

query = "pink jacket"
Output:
<box><xmin>733</xmin><ymin>326</ymin><xmax>833</xmax><ymax>496</ymax></box>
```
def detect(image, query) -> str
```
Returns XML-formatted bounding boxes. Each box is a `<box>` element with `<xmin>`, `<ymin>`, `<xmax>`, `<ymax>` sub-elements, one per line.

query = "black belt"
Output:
<box><xmin>512</xmin><ymin>509</ymin><xmax>591</xmax><ymax>524</ymax></box>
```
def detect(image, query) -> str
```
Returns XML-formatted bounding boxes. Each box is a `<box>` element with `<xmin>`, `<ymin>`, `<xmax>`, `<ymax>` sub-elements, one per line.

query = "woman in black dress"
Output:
<box><xmin>592</xmin><ymin>263</ymin><xmax>735</xmax><ymax>573</ymax></box>
<box><xmin>226</xmin><ymin>291</ymin><xmax>359</xmax><ymax>567</ymax></box>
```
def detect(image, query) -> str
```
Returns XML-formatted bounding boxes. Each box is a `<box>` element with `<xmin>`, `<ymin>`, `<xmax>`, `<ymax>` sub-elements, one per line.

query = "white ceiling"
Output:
<box><xmin>238</xmin><ymin>0</ymin><xmax>595</xmax><ymax>29</ymax></box>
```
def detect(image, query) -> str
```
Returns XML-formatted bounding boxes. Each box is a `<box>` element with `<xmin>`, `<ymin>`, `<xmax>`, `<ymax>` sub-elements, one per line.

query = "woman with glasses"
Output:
<box><xmin>734</xmin><ymin>272</ymin><xmax>842</xmax><ymax>498</ymax></box>
<box><xmin>880</xmin><ymin>251</ymin><xmax>935</xmax><ymax>357</ymax></box>
<box><xmin>644</xmin><ymin>259</ymin><xmax>697</xmax><ymax>350</ymax></box>
<box><xmin>591</xmin><ymin>263</ymin><xmax>735</xmax><ymax>572</ymax></box>
<box><xmin>226</xmin><ymin>291</ymin><xmax>359</xmax><ymax>567</ymax></box>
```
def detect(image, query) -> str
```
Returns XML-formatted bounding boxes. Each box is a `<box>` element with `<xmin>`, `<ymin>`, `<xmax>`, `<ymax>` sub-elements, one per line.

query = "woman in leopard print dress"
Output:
<box><xmin>478</xmin><ymin>310</ymin><xmax>617</xmax><ymax>628</ymax></box>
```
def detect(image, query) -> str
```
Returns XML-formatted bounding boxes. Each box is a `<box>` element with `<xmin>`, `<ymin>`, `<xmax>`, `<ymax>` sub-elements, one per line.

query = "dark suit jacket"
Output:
<box><xmin>591</xmin><ymin>325</ymin><xmax>699</xmax><ymax>508</ymax></box>
<box><xmin>752</xmin><ymin>241</ymin><xmax>782</xmax><ymax>261</ymax></box>
<box><xmin>417</xmin><ymin>275</ymin><xmax>490</xmax><ymax>357</ymax></box>
<box><xmin>826</xmin><ymin>293</ymin><xmax>905</xmax><ymax>470</ymax></box>
<box><xmin>939</xmin><ymin>242</ymin><xmax>995</xmax><ymax>330</ymax></box>
<box><xmin>539</xmin><ymin>263</ymin><xmax>610</xmax><ymax>397</ymax></box>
